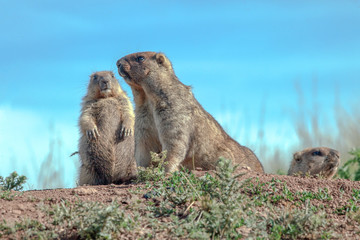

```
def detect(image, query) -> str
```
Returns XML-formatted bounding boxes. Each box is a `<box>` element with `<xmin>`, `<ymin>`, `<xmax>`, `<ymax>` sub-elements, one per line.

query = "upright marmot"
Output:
<box><xmin>288</xmin><ymin>147</ymin><xmax>340</xmax><ymax>179</ymax></box>
<box><xmin>116</xmin><ymin>52</ymin><xmax>264</xmax><ymax>173</ymax></box>
<box><xmin>78</xmin><ymin>71</ymin><xmax>137</xmax><ymax>185</ymax></box>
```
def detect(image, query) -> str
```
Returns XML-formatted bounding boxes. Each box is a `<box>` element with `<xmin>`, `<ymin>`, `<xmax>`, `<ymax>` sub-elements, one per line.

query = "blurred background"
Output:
<box><xmin>1</xmin><ymin>0</ymin><xmax>359</xmax><ymax>189</ymax></box>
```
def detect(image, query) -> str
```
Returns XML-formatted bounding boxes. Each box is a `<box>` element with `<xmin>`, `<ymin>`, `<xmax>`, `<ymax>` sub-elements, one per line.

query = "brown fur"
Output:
<box><xmin>116</xmin><ymin>52</ymin><xmax>264</xmax><ymax>173</ymax></box>
<box><xmin>288</xmin><ymin>147</ymin><xmax>340</xmax><ymax>179</ymax></box>
<box><xmin>78</xmin><ymin>71</ymin><xmax>137</xmax><ymax>185</ymax></box>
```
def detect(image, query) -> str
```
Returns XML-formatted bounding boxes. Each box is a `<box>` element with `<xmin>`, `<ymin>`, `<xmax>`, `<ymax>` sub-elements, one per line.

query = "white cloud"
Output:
<box><xmin>0</xmin><ymin>105</ymin><xmax>79</xmax><ymax>189</ymax></box>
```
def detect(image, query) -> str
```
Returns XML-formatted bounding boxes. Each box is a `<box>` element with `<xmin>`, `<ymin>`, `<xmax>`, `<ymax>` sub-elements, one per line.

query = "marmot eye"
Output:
<box><xmin>312</xmin><ymin>151</ymin><xmax>322</xmax><ymax>156</ymax></box>
<box><xmin>136</xmin><ymin>56</ymin><xmax>145</xmax><ymax>62</ymax></box>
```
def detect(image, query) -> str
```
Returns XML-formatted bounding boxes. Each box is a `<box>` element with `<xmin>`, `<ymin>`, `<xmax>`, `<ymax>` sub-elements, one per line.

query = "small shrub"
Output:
<box><xmin>47</xmin><ymin>200</ymin><xmax>135</xmax><ymax>239</ymax></box>
<box><xmin>0</xmin><ymin>172</ymin><xmax>27</xmax><ymax>200</ymax></box>
<box><xmin>0</xmin><ymin>171</ymin><xmax>27</xmax><ymax>191</ymax></box>
<box><xmin>337</xmin><ymin>149</ymin><xmax>360</xmax><ymax>181</ymax></box>
<box><xmin>264</xmin><ymin>207</ymin><xmax>330</xmax><ymax>240</ymax></box>
<box><xmin>135</xmin><ymin>151</ymin><xmax>168</xmax><ymax>183</ymax></box>
<box><xmin>0</xmin><ymin>219</ymin><xmax>57</xmax><ymax>239</ymax></box>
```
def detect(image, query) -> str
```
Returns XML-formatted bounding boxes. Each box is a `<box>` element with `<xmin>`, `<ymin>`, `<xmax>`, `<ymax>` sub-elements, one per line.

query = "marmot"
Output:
<box><xmin>288</xmin><ymin>147</ymin><xmax>340</xmax><ymax>179</ymax></box>
<box><xmin>78</xmin><ymin>71</ymin><xmax>137</xmax><ymax>185</ymax></box>
<box><xmin>116</xmin><ymin>52</ymin><xmax>264</xmax><ymax>173</ymax></box>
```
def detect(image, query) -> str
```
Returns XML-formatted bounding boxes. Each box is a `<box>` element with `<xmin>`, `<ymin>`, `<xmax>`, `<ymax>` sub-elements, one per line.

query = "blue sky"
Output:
<box><xmin>1</xmin><ymin>1</ymin><xmax>359</xmax><ymax>189</ymax></box>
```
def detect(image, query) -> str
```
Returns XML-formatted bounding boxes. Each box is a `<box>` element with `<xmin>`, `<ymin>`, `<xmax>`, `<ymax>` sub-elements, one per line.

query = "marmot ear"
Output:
<box><xmin>155</xmin><ymin>53</ymin><xmax>172</xmax><ymax>69</ymax></box>
<box><xmin>91</xmin><ymin>74</ymin><xmax>98</xmax><ymax>81</ymax></box>
<box><xmin>293</xmin><ymin>152</ymin><xmax>301</xmax><ymax>162</ymax></box>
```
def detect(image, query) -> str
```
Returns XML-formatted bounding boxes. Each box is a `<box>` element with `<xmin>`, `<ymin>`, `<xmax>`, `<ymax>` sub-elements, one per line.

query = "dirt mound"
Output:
<box><xmin>1</xmin><ymin>170</ymin><xmax>359</xmax><ymax>239</ymax></box>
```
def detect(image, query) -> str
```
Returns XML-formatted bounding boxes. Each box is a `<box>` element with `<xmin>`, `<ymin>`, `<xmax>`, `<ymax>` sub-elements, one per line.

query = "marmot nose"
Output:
<box><xmin>116</xmin><ymin>59</ymin><xmax>121</xmax><ymax>68</ymax></box>
<box><xmin>100</xmin><ymin>79</ymin><xmax>109</xmax><ymax>89</ymax></box>
<box><xmin>117</xmin><ymin>62</ymin><xmax>126</xmax><ymax>76</ymax></box>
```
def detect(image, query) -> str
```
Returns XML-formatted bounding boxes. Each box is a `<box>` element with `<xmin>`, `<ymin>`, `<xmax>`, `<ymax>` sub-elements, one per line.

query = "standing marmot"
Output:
<box><xmin>116</xmin><ymin>52</ymin><xmax>264</xmax><ymax>173</ymax></box>
<box><xmin>288</xmin><ymin>147</ymin><xmax>340</xmax><ymax>179</ymax></box>
<box><xmin>78</xmin><ymin>71</ymin><xmax>137</xmax><ymax>185</ymax></box>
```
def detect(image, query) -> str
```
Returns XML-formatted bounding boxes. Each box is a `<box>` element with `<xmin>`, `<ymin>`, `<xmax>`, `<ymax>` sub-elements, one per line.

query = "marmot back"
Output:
<box><xmin>78</xmin><ymin>71</ymin><xmax>137</xmax><ymax>185</ymax></box>
<box><xmin>116</xmin><ymin>52</ymin><xmax>264</xmax><ymax>173</ymax></box>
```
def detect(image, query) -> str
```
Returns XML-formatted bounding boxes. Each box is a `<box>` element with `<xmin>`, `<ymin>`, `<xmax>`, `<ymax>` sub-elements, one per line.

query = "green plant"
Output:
<box><xmin>0</xmin><ymin>172</ymin><xmax>27</xmax><ymax>200</ymax></box>
<box><xmin>135</xmin><ymin>151</ymin><xmax>168</xmax><ymax>183</ymax></box>
<box><xmin>140</xmin><ymin>158</ymin><xmax>249</xmax><ymax>238</ymax></box>
<box><xmin>265</xmin><ymin>207</ymin><xmax>330</xmax><ymax>240</ymax></box>
<box><xmin>337</xmin><ymin>149</ymin><xmax>360</xmax><ymax>181</ymax></box>
<box><xmin>0</xmin><ymin>219</ymin><xmax>58</xmax><ymax>239</ymax></box>
<box><xmin>47</xmin><ymin>200</ymin><xmax>135</xmax><ymax>239</ymax></box>
<box><xmin>335</xmin><ymin>189</ymin><xmax>360</xmax><ymax>215</ymax></box>
<box><xmin>0</xmin><ymin>221</ymin><xmax>13</xmax><ymax>237</ymax></box>
<box><xmin>0</xmin><ymin>171</ymin><xmax>27</xmax><ymax>191</ymax></box>
<box><xmin>296</xmin><ymin>188</ymin><xmax>332</xmax><ymax>202</ymax></box>
<box><xmin>195</xmin><ymin>158</ymin><xmax>246</xmax><ymax>239</ymax></box>
<box><xmin>0</xmin><ymin>191</ymin><xmax>16</xmax><ymax>201</ymax></box>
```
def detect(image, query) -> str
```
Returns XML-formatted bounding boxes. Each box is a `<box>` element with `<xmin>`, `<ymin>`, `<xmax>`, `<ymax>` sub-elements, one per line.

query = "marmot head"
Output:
<box><xmin>116</xmin><ymin>52</ymin><xmax>173</xmax><ymax>88</ymax></box>
<box><xmin>288</xmin><ymin>147</ymin><xmax>340</xmax><ymax>179</ymax></box>
<box><xmin>85</xmin><ymin>71</ymin><xmax>123</xmax><ymax>100</ymax></box>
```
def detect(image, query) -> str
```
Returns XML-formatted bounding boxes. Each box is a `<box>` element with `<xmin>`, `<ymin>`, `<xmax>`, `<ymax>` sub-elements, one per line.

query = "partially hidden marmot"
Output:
<box><xmin>288</xmin><ymin>147</ymin><xmax>340</xmax><ymax>179</ymax></box>
<box><xmin>116</xmin><ymin>52</ymin><xmax>264</xmax><ymax>173</ymax></box>
<box><xmin>78</xmin><ymin>71</ymin><xmax>137</xmax><ymax>185</ymax></box>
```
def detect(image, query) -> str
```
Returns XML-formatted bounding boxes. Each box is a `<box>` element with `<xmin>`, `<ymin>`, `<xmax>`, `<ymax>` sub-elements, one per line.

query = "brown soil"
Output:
<box><xmin>1</xmin><ymin>171</ymin><xmax>360</xmax><ymax>239</ymax></box>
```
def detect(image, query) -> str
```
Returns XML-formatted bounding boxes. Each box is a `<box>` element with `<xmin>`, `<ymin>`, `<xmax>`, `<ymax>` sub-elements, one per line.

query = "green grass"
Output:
<box><xmin>135</xmin><ymin>158</ymin><xmax>333</xmax><ymax>239</ymax></box>
<box><xmin>47</xmin><ymin>200</ymin><xmax>136</xmax><ymax>239</ymax></box>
